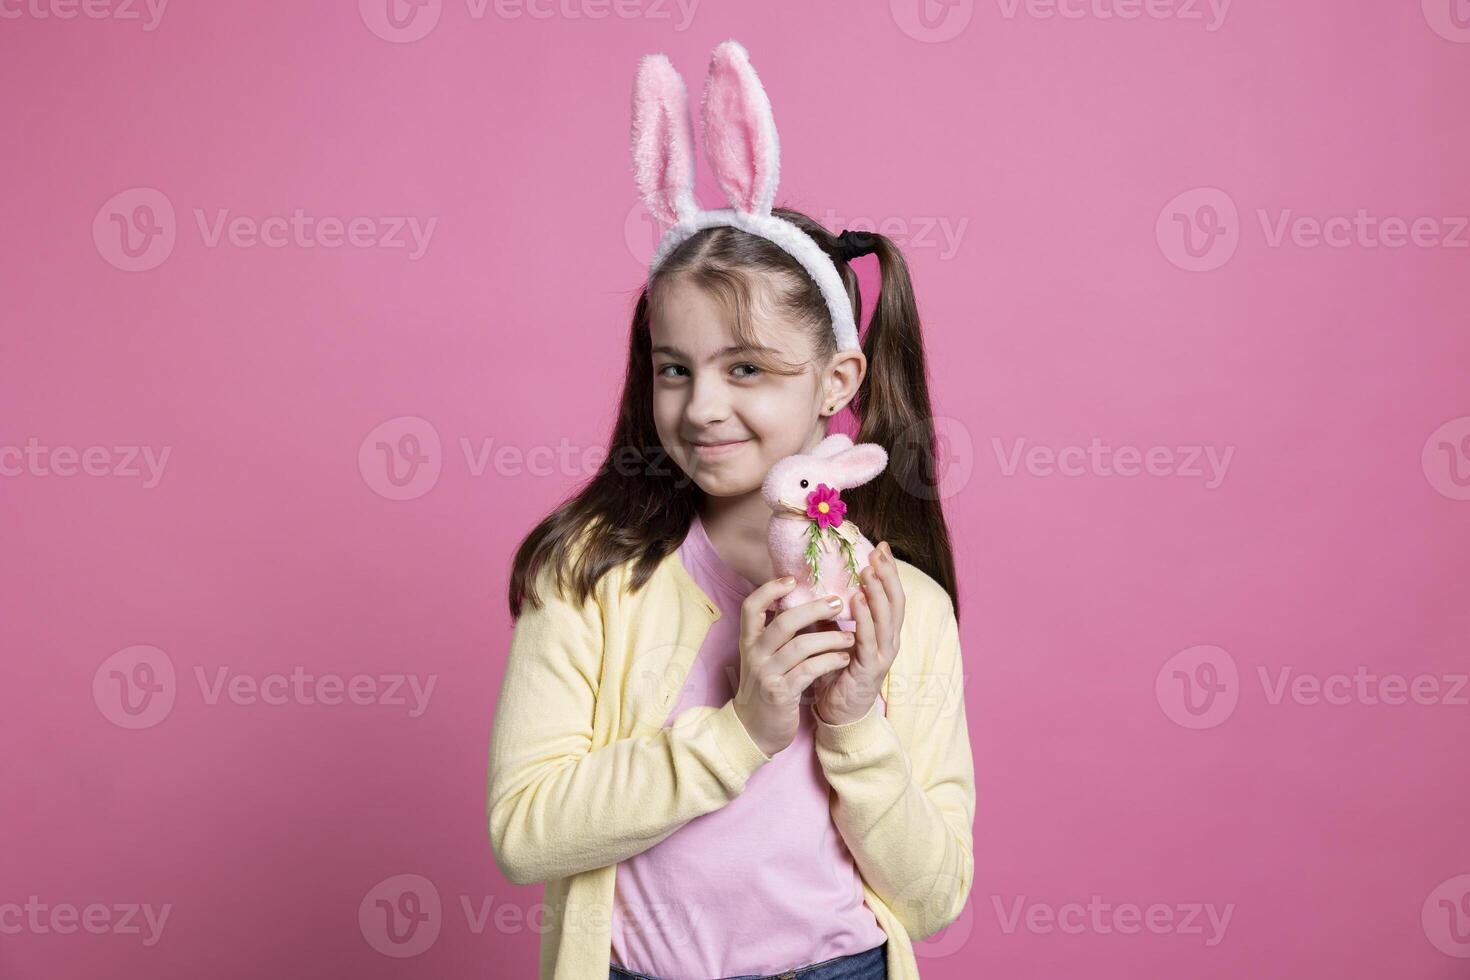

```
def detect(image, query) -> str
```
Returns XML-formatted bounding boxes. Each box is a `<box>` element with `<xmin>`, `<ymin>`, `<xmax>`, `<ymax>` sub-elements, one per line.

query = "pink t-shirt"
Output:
<box><xmin>609</xmin><ymin>514</ymin><xmax>888</xmax><ymax>979</ymax></box>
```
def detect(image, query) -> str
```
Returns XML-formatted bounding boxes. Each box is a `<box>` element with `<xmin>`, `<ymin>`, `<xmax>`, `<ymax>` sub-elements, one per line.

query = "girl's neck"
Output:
<box><xmin>697</xmin><ymin>491</ymin><xmax>776</xmax><ymax>586</ymax></box>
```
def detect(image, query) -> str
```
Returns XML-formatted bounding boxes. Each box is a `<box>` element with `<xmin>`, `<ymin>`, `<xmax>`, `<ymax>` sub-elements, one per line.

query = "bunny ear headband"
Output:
<box><xmin>631</xmin><ymin>39</ymin><xmax>863</xmax><ymax>352</ymax></box>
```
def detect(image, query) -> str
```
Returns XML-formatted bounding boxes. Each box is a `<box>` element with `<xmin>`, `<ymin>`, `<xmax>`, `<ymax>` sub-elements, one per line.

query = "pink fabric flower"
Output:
<box><xmin>805</xmin><ymin>483</ymin><xmax>846</xmax><ymax>530</ymax></box>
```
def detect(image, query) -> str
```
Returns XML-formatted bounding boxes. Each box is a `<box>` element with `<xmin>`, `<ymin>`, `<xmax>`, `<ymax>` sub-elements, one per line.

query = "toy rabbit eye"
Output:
<box><xmin>799</xmin><ymin>479</ymin><xmax>808</xmax><ymax>488</ymax></box>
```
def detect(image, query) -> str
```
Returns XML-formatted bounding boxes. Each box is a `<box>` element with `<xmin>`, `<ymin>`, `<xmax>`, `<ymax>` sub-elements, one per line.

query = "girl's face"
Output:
<box><xmin>649</xmin><ymin>276</ymin><xmax>856</xmax><ymax>499</ymax></box>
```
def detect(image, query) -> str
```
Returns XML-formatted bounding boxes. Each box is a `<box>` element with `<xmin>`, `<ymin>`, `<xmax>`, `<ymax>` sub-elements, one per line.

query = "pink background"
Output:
<box><xmin>3</xmin><ymin>2</ymin><xmax>1469</xmax><ymax>978</ymax></box>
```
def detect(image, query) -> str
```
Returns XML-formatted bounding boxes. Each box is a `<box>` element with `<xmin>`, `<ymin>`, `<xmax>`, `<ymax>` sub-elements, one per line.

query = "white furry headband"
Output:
<box><xmin>630</xmin><ymin>39</ymin><xmax>861</xmax><ymax>352</ymax></box>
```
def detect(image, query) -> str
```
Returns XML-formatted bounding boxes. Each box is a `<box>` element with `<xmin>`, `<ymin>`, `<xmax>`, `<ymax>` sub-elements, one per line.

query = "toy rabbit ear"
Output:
<box><xmin>813</xmin><ymin>433</ymin><xmax>854</xmax><ymax>458</ymax></box>
<box><xmin>829</xmin><ymin>443</ymin><xmax>889</xmax><ymax>488</ymax></box>
<box><xmin>701</xmin><ymin>39</ymin><xmax>780</xmax><ymax>216</ymax></box>
<box><xmin>631</xmin><ymin>53</ymin><xmax>699</xmax><ymax>228</ymax></box>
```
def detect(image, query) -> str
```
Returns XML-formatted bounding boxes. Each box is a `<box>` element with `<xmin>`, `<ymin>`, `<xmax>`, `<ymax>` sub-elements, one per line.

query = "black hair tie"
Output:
<box><xmin>833</xmin><ymin>229</ymin><xmax>879</xmax><ymax>261</ymax></box>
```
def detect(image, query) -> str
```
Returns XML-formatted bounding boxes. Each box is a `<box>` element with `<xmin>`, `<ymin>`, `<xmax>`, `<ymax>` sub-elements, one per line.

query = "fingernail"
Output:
<box><xmin>827</xmin><ymin>596</ymin><xmax>843</xmax><ymax>608</ymax></box>
<box><xmin>780</xmin><ymin>576</ymin><xmax>795</xmax><ymax>585</ymax></box>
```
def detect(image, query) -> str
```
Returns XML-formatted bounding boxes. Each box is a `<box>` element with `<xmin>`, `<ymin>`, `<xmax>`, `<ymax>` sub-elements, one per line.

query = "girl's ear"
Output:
<box><xmin>829</xmin><ymin>444</ymin><xmax>889</xmax><ymax>488</ymax></box>
<box><xmin>631</xmin><ymin>53</ymin><xmax>699</xmax><ymax>228</ymax></box>
<box><xmin>701</xmin><ymin>39</ymin><xmax>780</xmax><ymax>217</ymax></box>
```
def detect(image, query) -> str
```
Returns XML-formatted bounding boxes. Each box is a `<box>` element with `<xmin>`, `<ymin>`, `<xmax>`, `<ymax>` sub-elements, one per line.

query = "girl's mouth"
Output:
<box><xmin>691</xmin><ymin>439</ymin><xmax>749</xmax><ymax>457</ymax></box>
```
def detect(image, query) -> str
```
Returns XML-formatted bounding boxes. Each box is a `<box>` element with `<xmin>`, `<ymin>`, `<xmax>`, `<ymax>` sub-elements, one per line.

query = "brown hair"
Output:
<box><xmin>507</xmin><ymin>207</ymin><xmax>959</xmax><ymax>624</ymax></box>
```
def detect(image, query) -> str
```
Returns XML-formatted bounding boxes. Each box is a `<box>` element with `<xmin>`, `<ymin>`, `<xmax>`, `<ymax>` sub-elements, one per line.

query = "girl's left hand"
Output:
<box><xmin>812</xmin><ymin>541</ymin><xmax>905</xmax><ymax>727</ymax></box>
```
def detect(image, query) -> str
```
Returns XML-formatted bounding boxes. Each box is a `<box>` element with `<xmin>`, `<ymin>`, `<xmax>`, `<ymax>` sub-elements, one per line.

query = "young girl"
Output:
<box><xmin>488</xmin><ymin>41</ymin><xmax>974</xmax><ymax>980</ymax></box>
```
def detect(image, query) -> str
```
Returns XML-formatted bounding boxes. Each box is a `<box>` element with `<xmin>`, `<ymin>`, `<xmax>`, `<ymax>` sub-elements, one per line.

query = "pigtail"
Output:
<box><xmin>843</xmin><ymin>234</ymin><xmax>961</xmax><ymax>622</ymax></box>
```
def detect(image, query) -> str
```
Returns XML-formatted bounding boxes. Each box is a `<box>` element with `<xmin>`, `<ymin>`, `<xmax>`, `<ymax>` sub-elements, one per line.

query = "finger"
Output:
<box><xmin>859</xmin><ymin>562</ymin><xmax>892</xmax><ymax>644</ymax></box>
<box><xmin>872</xmin><ymin>543</ymin><xmax>905</xmax><ymax>636</ymax></box>
<box><xmin>769</xmin><ymin>626</ymin><xmax>856</xmax><ymax>674</ymax></box>
<box><xmin>763</xmin><ymin>594</ymin><xmax>844</xmax><ymax>653</ymax></box>
<box><xmin>798</xmin><ymin>618</ymin><xmax>843</xmax><ymax>637</ymax></box>
<box><xmin>741</xmin><ymin>577</ymin><xmax>798</xmax><ymax>655</ymax></box>
<box><xmin>785</xmin><ymin>651</ymin><xmax>852</xmax><ymax>692</ymax></box>
<box><xmin>851</xmin><ymin>588</ymin><xmax>879</xmax><ymax>668</ymax></box>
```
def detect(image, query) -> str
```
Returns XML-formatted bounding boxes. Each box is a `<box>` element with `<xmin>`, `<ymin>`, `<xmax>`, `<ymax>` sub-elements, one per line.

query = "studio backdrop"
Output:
<box><xmin>2</xmin><ymin>3</ymin><xmax>1467</xmax><ymax>979</ymax></box>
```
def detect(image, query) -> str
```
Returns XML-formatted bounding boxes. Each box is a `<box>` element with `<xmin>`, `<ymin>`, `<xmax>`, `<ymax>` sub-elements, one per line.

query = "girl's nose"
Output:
<box><xmin>685</xmin><ymin>375</ymin><xmax>730</xmax><ymax>426</ymax></box>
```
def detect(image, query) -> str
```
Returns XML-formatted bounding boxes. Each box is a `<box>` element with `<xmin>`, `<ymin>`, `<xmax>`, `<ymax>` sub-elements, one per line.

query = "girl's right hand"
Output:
<box><xmin>731</xmin><ymin>577</ymin><xmax>857</xmax><ymax>758</ymax></box>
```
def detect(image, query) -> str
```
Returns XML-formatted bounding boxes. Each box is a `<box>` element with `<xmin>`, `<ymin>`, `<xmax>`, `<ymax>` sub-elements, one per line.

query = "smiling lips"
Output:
<box><xmin>691</xmin><ymin>438</ymin><xmax>749</xmax><ymax>457</ymax></box>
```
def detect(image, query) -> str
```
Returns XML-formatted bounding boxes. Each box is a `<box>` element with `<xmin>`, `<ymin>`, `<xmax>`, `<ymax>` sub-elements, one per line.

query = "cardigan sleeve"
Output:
<box><xmin>487</xmin><ymin>563</ymin><xmax>772</xmax><ymax>886</ymax></box>
<box><xmin>811</xmin><ymin>597</ymin><xmax>976</xmax><ymax>940</ymax></box>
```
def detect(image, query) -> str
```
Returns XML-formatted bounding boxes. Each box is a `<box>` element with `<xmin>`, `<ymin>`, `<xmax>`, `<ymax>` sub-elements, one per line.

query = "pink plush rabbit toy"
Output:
<box><xmin>761</xmin><ymin>433</ymin><xmax>890</xmax><ymax>623</ymax></box>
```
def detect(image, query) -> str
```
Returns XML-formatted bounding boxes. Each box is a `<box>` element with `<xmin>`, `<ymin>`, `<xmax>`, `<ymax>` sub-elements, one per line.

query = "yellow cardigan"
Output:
<box><xmin>487</xmin><ymin>538</ymin><xmax>975</xmax><ymax>979</ymax></box>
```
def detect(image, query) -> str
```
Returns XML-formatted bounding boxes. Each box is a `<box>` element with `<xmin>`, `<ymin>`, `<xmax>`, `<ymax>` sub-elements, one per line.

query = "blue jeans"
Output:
<box><xmin>609</xmin><ymin>941</ymin><xmax>887</xmax><ymax>980</ymax></box>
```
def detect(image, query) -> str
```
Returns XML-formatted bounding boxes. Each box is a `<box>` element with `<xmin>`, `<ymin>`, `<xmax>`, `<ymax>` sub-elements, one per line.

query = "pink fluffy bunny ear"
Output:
<box><xmin>812</xmin><ymin>433</ymin><xmax>854</xmax><ymax>458</ymax></box>
<box><xmin>828</xmin><ymin>443</ymin><xmax>889</xmax><ymax>488</ymax></box>
<box><xmin>701</xmin><ymin>39</ymin><xmax>780</xmax><ymax>217</ymax></box>
<box><xmin>631</xmin><ymin>53</ymin><xmax>699</xmax><ymax>228</ymax></box>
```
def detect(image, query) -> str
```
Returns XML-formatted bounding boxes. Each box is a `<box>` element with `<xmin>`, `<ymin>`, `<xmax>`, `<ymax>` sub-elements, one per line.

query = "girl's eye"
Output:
<box><xmin>655</xmin><ymin>363</ymin><xmax>760</xmax><ymax>379</ymax></box>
